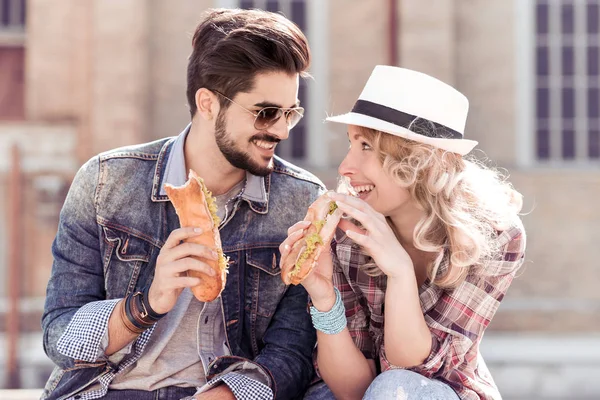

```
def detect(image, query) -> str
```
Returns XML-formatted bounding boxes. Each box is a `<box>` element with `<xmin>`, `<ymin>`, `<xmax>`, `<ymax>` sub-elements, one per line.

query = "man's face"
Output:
<box><xmin>214</xmin><ymin>72</ymin><xmax>300</xmax><ymax>176</ymax></box>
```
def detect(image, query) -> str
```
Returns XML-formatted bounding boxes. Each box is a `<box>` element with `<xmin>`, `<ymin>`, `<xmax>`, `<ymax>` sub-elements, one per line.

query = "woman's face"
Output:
<box><xmin>338</xmin><ymin>125</ymin><xmax>415</xmax><ymax>217</ymax></box>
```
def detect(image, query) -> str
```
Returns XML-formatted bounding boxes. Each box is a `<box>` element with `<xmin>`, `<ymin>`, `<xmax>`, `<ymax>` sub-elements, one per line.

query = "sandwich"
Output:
<box><xmin>281</xmin><ymin>191</ymin><xmax>343</xmax><ymax>285</ymax></box>
<box><xmin>164</xmin><ymin>170</ymin><xmax>228</xmax><ymax>302</ymax></box>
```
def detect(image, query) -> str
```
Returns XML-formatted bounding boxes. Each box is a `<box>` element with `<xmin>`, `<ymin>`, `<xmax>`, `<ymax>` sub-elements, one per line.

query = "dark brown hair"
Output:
<box><xmin>186</xmin><ymin>8</ymin><xmax>311</xmax><ymax>118</ymax></box>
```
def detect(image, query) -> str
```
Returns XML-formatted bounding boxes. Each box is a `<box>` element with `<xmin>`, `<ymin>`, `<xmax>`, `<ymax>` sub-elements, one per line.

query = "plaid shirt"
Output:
<box><xmin>328</xmin><ymin>221</ymin><xmax>526</xmax><ymax>400</ymax></box>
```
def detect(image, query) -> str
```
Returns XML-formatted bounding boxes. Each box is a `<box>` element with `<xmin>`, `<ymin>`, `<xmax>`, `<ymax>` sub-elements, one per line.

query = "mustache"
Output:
<box><xmin>250</xmin><ymin>134</ymin><xmax>280</xmax><ymax>144</ymax></box>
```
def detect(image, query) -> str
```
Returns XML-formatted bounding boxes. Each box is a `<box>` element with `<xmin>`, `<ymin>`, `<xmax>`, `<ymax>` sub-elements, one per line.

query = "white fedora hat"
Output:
<box><xmin>326</xmin><ymin>65</ymin><xmax>477</xmax><ymax>155</ymax></box>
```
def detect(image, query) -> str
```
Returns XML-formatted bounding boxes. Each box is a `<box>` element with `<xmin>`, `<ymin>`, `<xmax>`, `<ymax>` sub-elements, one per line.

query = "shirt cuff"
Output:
<box><xmin>196</xmin><ymin>366</ymin><xmax>273</xmax><ymax>400</ymax></box>
<box><xmin>206</xmin><ymin>372</ymin><xmax>272</xmax><ymax>400</ymax></box>
<box><xmin>57</xmin><ymin>299</ymin><xmax>120</xmax><ymax>362</ymax></box>
<box><xmin>99</xmin><ymin>321</ymin><xmax>133</xmax><ymax>364</ymax></box>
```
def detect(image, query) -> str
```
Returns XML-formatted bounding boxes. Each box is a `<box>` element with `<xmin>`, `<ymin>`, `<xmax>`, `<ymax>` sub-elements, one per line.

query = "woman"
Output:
<box><xmin>282</xmin><ymin>66</ymin><xmax>526</xmax><ymax>400</ymax></box>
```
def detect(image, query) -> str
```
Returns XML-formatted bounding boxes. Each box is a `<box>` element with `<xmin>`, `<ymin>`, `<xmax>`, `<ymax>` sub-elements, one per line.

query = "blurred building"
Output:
<box><xmin>0</xmin><ymin>0</ymin><xmax>599</xmax><ymax>398</ymax></box>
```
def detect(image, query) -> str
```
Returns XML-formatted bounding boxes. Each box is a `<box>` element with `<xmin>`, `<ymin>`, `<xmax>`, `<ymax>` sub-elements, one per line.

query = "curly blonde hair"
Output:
<box><xmin>358</xmin><ymin>126</ymin><xmax>523</xmax><ymax>289</ymax></box>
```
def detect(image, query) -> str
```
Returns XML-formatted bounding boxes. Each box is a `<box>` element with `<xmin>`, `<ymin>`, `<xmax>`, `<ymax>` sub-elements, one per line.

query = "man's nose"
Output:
<box><xmin>267</xmin><ymin>115</ymin><xmax>290</xmax><ymax>141</ymax></box>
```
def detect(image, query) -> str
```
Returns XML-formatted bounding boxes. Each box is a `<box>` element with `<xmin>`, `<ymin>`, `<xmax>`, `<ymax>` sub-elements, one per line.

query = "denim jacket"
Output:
<box><xmin>41</xmin><ymin>135</ymin><xmax>325</xmax><ymax>400</ymax></box>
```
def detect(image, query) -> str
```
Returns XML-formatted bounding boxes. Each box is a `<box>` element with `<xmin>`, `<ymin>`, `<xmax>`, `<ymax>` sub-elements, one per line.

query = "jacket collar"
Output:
<box><xmin>151</xmin><ymin>124</ymin><xmax>270</xmax><ymax>214</ymax></box>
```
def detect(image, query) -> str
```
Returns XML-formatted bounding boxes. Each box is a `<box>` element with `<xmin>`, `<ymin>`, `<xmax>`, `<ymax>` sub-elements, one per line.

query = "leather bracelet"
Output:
<box><xmin>140</xmin><ymin>285</ymin><xmax>167</xmax><ymax>321</ymax></box>
<box><xmin>119</xmin><ymin>299</ymin><xmax>145</xmax><ymax>335</ymax></box>
<box><xmin>125</xmin><ymin>292</ymin><xmax>153</xmax><ymax>330</ymax></box>
<box><xmin>131</xmin><ymin>293</ymin><xmax>155</xmax><ymax>329</ymax></box>
<box><xmin>130</xmin><ymin>290</ymin><xmax>163</xmax><ymax>326</ymax></box>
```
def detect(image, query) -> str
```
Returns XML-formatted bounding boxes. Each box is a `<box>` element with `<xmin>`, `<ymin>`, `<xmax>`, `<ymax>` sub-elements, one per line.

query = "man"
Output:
<box><xmin>41</xmin><ymin>8</ymin><xmax>324</xmax><ymax>400</ymax></box>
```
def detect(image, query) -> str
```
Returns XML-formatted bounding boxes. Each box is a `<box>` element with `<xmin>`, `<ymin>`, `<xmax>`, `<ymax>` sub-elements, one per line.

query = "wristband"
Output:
<box><xmin>309</xmin><ymin>288</ymin><xmax>347</xmax><ymax>335</ymax></box>
<box><xmin>138</xmin><ymin>285</ymin><xmax>168</xmax><ymax>321</ymax></box>
<box><xmin>125</xmin><ymin>292</ymin><xmax>151</xmax><ymax>330</ymax></box>
<box><xmin>120</xmin><ymin>297</ymin><xmax>145</xmax><ymax>334</ymax></box>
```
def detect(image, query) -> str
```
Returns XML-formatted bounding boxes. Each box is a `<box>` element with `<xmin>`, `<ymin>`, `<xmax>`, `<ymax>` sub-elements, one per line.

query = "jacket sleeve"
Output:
<box><xmin>252</xmin><ymin>282</ymin><xmax>317</xmax><ymax>399</ymax></box>
<box><xmin>209</xmin><ymin>185</ymin><xmax>326</xmax><ymax>399</ymax></box>
<box><xmin>41</xmin><ymin>156</ymin><xmax>151</xmax><ymax>369</ymax></box>
<box><xmin>206</xmin><ymin>281</ymin><xmax>317</xmax><ymax>399</ymax></box>
<box><xmin>245</xmin><ymin>185</ymin><xmax>327</xmax><ymax>398</ymax></box>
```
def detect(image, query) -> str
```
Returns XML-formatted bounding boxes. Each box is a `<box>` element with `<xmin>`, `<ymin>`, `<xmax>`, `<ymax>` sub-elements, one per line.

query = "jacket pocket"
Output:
<box><xmin>245</xmin><ymin>247</ymin><xmax>287</xmax><ymax>355</ymax></box>
<box><xmin>245</xmin><ymin>247</ymin><xmax>287</xmax><ymax>318</ymax></box>
<box><xmin>101</xmin><ymin>225</ymin><xmax>155</xmax><ymax>298</ymax></box>
<box><xmin>102</xmin><ymin>226</ymin><xmax>151</xmax><ymax>263</ymax></box>
<box><xmin>246</xmin><ymin>247</ymin><xmax>281</xmax><ymax>276</ymax></box>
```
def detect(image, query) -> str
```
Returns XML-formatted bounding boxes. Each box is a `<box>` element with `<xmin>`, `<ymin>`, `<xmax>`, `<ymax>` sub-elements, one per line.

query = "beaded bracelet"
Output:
<box><xmin>309</xmin><ymin>288</ymin><xmax>347</xmax><ymax>335</ymax></box>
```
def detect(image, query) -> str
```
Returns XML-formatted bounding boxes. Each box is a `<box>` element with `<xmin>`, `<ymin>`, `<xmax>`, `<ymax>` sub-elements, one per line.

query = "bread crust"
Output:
<box><xmin>164</xmin><ymin>170</ymin><xmax>227</xmax><ymax>302</ymax></box>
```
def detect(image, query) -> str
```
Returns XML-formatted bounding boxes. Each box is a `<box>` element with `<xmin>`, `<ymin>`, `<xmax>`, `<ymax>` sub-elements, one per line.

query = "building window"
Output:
<box><xmin>0</xmin><ymin>0</ymin><xmax>25</xmax><ymax>30</ymax></box>
<box><xmin>534</xmin><ymin>0</ymin><xmax>600</xmax><ymax>163</ymax></box>
<box><xmin>0</xmin><ymin>0</ymin><xmax>26</xmax><ymax>121</ymax></box>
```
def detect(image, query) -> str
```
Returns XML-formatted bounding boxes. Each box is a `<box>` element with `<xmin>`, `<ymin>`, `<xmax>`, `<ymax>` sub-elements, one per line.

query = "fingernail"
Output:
<box><xmin>326</xmin><ymin>192</ymin><xmax>335</xmax><ymax>198</ymax></box>
<box><xmin>284</xmin><ymin>244</ymin><xmax>290</xmax><ymax>250</ymax></box>
<box><xmin>194</xmin><ymin>228</ymin><xmax>203</xmax><ymax>233</ymax></box>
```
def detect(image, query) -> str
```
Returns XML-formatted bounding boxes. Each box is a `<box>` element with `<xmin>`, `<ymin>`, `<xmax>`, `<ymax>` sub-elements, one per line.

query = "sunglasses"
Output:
<box><xmin>211</xmin><ymin>90</ymin><xmax>304</xmax><ymax>130</ymax></box>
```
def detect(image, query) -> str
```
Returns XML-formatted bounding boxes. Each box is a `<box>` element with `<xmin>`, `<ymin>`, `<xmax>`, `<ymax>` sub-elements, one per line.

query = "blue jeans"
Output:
<box><xmin>304</xmin><ymin>370</ymin><xmax>460</xmax><ymax>400</ymax></box>
<box><xmin>302</xmin><ymin>381</ymin><xmax>335</xmax><ymax>400</ymax></box>
<box><xmin>101</xmin><ymin>386</ymin><xmax>197</xmax><ymax>399</ymax></box>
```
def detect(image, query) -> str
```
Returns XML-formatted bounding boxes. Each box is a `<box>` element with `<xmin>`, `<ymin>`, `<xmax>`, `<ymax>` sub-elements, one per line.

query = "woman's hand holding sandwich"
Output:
<box><xmin>328</xmin><ymin>192</ymin><xmax>414</xmax><ymax>279</ymax></box>
<box><xmin>280</xmin><ymin>220</ymin><xmax>337</xmax><ymax>312</ymax></box>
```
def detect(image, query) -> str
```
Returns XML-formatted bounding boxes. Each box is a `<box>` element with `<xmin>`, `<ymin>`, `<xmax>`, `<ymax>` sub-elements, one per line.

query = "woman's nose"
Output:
<box><xmin>338</xmin><ymin>152</ymin><xmax>357</xmax><ymax>177</ymax></box>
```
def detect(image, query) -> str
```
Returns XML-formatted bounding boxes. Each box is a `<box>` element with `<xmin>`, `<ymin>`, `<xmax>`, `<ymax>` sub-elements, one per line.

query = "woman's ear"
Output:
<box><xmin>195</xmin><ymin>88</ymin><xmax>218</xmax><ymax>121</ymax></box>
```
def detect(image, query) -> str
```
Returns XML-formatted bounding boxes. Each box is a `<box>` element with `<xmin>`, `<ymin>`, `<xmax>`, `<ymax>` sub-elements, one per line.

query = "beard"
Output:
<box><xmin>214</xmin><ymin>112</ymin><xmax>279</xmax><ymax>177</ymax></box>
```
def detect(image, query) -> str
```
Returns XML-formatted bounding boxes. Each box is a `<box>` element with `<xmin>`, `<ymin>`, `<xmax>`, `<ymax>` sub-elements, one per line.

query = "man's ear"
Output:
<box><xmin>195</xmin><ymin>88</ymin><xmax>218</xmax><ymax>121</ymax></box>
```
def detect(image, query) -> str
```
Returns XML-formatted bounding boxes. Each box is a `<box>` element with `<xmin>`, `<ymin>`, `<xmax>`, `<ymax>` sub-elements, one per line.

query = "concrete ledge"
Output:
<box><xmin>482</xmin><ymin>334</ymin><xmax>600</xmax><ymax>399</ymax></box>
<box><xmin>2</xmin><ymin>333</ymin><xmax>600</xmax><ymax>399</ymax></box>
<box><xmin>0</xmin><ymin>389</ymin><xmax>43</xmax><ymax>400</ymax></box>
<box><xmin>482</xmin><ymin>333</ymin><xmax>600</xmax><ymax>363</ymax></box>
